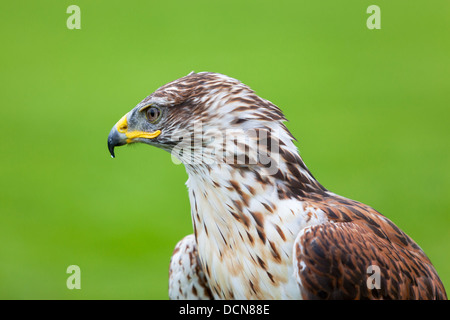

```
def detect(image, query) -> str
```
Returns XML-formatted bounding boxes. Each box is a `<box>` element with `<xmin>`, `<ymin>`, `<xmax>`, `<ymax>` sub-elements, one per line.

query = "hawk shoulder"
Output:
<box><xmin>293</xmin><ymin>200</ymin><xmax>447</xmax><ymax>300</ymax></box>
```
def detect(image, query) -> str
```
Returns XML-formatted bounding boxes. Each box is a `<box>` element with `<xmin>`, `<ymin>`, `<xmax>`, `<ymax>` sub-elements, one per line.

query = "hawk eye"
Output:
<box><xmin>145</xmin><ymin>106</ymin><xmax>161</xmax><ymax>123</ymax></box>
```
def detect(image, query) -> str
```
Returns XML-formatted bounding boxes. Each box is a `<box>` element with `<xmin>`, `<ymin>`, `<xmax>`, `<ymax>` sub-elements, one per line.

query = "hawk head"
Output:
<box><xmin>108</xmin><ymin>72</ymin><xmax>289</xmax><ymax>166</ymax></box>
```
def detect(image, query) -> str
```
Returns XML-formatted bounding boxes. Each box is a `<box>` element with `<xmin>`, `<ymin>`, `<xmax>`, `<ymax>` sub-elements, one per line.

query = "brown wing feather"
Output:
<box><xmin>294</xmin><ymin>197</ymin><xmax>447</xmax><ymax>300</ymax></box>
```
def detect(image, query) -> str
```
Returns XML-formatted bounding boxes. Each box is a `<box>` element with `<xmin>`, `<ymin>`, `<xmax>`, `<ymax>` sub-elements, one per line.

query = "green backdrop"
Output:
<box><xmin>0</xmin><ymin>1</ymin><xmax>448</xmax><ymax>299</ymax></box>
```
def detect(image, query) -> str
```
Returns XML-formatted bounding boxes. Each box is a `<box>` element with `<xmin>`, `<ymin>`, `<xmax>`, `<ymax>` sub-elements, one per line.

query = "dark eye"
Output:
<box><xmin>146</xmin><ymin>106</ymin><xmax>161</xmax><ymax>123</ymax></box>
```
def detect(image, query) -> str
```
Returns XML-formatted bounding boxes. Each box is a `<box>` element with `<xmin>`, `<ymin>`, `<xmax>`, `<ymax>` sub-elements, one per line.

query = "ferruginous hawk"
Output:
<box><xmin>107</xmin><ymin>72</ymin><xmax>447</xmax><ymax>300</ymax></box>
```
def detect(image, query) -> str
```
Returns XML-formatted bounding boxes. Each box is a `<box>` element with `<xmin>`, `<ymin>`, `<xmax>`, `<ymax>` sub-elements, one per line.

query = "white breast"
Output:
<box><xmin>186</xmin><ymin>164</ymin><xmax>329</xmax><ymax>299</ymax></box>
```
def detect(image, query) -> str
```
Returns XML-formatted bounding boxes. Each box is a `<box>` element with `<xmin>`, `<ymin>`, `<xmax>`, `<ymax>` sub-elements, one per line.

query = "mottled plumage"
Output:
<box><xmin>108</xmin><ymin>72</ymin><xmax>447</xmax><ymax>300</ymax></box>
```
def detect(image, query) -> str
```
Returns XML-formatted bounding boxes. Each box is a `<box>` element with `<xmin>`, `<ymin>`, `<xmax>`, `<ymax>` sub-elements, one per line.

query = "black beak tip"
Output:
<box><xmin>108</xmin><ymin>126</ymin><xmax>128</xmax><ymax>158</ymax></box>
<box><xmin>108</xmin><ymin>131</ymin><xmax>118</xmax><ymax>159</ymax></box>
<box><xmin>108</xmin><ymin>138</ymin><xmax>116</xmax><ymax>158</ymax></box>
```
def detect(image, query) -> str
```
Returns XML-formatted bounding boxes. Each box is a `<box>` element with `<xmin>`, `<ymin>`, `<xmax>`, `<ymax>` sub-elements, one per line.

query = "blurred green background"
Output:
<box><xmin>0</xmin><ymin>0</ymin><xmax>448</xmax><ymax>299</ymax></box>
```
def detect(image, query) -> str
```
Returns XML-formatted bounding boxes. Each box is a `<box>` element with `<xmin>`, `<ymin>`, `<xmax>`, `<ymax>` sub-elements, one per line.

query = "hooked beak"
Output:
<box><xmin>107</xmin><ymin>114</ymin><xmax>161</xmax><ymax>158</ymax></box>
<box><xmin>107</xmin><ymin>126</ymin><xmax>126</xmax><ymax>158</ymax></box>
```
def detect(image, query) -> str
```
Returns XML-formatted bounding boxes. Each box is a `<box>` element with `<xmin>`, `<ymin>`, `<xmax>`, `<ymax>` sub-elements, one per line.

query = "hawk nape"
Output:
<box><xmin>107</xmin><ymin>72</ymin><xmax>447</xmax><ymax>300</ymax></box>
